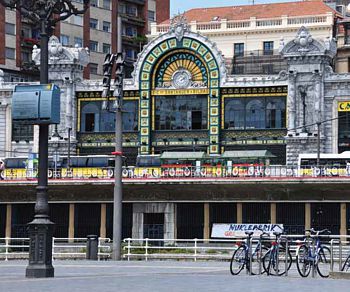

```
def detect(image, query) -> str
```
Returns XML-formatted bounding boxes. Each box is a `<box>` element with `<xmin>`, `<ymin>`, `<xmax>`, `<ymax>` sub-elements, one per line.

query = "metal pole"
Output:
<box><xmin>317</xmin><ymin>122</ymin><xmax>321</xmax><ymax>166</ymax></box>
<box><xmin>68</xmin><ymin>127</ymin><xmax>71</xmax><ymax>168</ymax></box>
<box><xmin>112</xmin><ymin>15</ymin><xmax>123</xmax><ymax>261</ymax></box>
<box><xmin>26</xmin><ymin>15</ymin><xmax>54</xmax><ymax>278</ymax></box>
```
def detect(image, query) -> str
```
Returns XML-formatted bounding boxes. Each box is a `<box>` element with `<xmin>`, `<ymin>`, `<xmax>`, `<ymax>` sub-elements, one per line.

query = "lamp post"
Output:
<box><xmin>0</xmin><ymin>0</ymin><xmax>89</xmax><ymax>278</ymax></box>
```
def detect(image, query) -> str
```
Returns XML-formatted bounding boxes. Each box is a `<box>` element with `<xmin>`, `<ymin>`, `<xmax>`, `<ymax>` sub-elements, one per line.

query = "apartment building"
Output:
<box><xmin>0</xmin><ymin>0</ymin><xmax>170</xmax><ymax>81</ymax></box>
<box><xmin>150</xmin><ymin>0</ymin><xmax>337</xmax><ymax>75</ymax></box>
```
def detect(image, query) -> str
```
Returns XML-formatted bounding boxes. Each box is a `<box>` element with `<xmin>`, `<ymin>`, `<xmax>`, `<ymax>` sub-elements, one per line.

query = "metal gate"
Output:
<box><xmin>143</xmin><ymin>213</ymin><xmax>164</xmax><ymax>245</ymax></box>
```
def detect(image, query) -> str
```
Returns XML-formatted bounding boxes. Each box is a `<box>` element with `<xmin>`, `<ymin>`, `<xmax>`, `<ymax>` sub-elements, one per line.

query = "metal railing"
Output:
<box><xmin>123</xmin><ymin>235</ymin><xmax>350</xmax><ymax>276</ymax></box>
<box><xmin>2</xmin><ymin>165</ymin><xmax>350</xmax><ymax>181</ymax></box>
<box><xmin>0</xmin><ymin>237</ymin><xmax>111</xmax><ymax>261</ymax></box>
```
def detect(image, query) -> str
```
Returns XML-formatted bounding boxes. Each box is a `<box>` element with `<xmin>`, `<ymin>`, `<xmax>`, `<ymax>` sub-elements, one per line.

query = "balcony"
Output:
<box><xmin>123</xmin><ymin>0</ymin><xmax>145</xmax><ymax>5</ymax></box>
<box><xmin>120</xmin><ymin>13</ymin><xmax>146</xmax><ymax>27</ymax></box>
<box><xmin>150</xmin><ymin>12</ymin><xmax>334</xmax><ymax>36</ymax></box>
<box><xmin>232</xmin><ymin>50</ymin><xmax>287</xmax><ymax>75</ymax></box>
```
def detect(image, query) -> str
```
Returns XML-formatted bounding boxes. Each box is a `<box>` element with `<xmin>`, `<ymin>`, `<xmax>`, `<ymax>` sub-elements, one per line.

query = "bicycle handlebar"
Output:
<box><xmin>305</xmin><ymin>228</ymin><xmax>331</xmax><ymax>236</ymax></box>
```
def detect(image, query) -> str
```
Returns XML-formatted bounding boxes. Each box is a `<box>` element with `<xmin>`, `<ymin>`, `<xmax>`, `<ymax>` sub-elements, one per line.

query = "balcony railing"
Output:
<box><xmin>2</xmin><ymin>165</ymin><xmax>350</xmax><ymax>181</ymax></box>
<box><xmin>150</xmin><ymin>13</ymin><xmax>334</xmax><ymax>36</ymax></box>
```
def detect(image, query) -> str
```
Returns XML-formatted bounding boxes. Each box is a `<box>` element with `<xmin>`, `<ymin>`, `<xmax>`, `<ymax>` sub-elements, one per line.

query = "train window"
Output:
<box><xmin>4</xmin><ymin>158</ymin><xmax>26</xmax><ymax>168</ymax></box>
<box><xmin>88</xmin><ymin>157</ymin><xmax>109</xmax><ymax>167</ymax></box>
<box><xmin>136</xmin><ymin>155</ymin><xmax>161</xmax><ymax>167</ymax></box>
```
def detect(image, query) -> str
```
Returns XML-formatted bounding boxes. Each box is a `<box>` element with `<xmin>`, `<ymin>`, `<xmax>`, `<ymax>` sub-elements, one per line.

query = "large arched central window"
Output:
<box><xmin>224</xmin><ymin>97</ymin><xmax>286</xmax><ymax>130</ymax></box>
<box><xmin>155</xmin><ymin>95</ymin><xmax>208</xmax><ymax>130</ymax></box>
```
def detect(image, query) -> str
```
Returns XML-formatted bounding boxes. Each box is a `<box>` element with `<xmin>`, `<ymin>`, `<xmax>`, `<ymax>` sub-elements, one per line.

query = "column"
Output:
<box><xmin>100</xmin><ymin>203</ymin><xmax>107</xmax><ymax>238</ymax></box>
<box><xmin>340</xmin><ymin>203</ymin><xmax>347</xmax><ymax>236</ymax></box>
<box><xmin>237</xmin><ymin>203</ymin><xmax>242</xmax><ymax>224</ymax></box>
<box><xmin>305</xmin><ymin>203</ymin><xmax>311</xmax><ymax>232</ymax></box>
<box><xmin>68</xmin><ymin>203</ymin><xmax>75</xmax><ymax>241</ymax></box>
<box><xmin>5</xmin><ymin>204</ymin><xmax>11</xmax><ymax>238</ymax></box>
<box><xmin>203</xmin><ymin>203</ymin><xmax>210</xmax><ymax>240</ymax></box>
<box><xmin>271</xmin><ymin>203</ymin><xmax>276</xmax><ymax>224</ymax></box>
<box><xmin>287</xmin><ymin>72</ymin><xmax>297</xmax><ymax>134</ymax></box>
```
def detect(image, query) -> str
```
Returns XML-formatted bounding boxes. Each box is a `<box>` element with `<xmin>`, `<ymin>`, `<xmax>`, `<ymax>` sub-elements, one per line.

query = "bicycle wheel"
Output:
<box><xmin>230</xmin><ymin>245</ymin><xmax>246</xmax><ymax>275</ymax></box>
<box><xmin>263</xmin><ymin>247</ymin><xmax>292</xmax><ymax>276</ymax></box>
<box><xmin>249</xmin><ymin>246</ymin><xmax>268</xmax><ymax>275</ymax></box>
<box><xmin>342</xmin><ymin>255</ymin><xmax>350</xmax><ymax>272</ymax></box>
<box><xmin>296</xmin><ymin>244</ymin><xmax>311</xmax><ymax>277</ymax></box>
<box><xmin>317</xmin><ymin>246</ymin><xmax>331</xmax><ymax>278</ymax></box>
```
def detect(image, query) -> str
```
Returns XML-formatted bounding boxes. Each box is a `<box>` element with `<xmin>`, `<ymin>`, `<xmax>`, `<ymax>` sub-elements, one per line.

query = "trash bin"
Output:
<box><xmin>86</xmin><ymin>235</ymin><xmax>98</xmax><ymax>260</ymax></box>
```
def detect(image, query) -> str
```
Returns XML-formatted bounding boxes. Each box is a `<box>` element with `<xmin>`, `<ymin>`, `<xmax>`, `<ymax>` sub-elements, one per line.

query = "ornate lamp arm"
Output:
<box><xmin>0</xmin><ymin>0</ymin><xmax>90</xmax><ymax>26</ymax></box>
<box><xmin>51</xmin><ymin>0</ymin><xmax>90</xmax><ymax>25</ymax></box>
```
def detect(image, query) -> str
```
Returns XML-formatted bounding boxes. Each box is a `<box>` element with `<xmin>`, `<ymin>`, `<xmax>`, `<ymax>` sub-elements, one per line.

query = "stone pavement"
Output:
<box><xmin>0</xmin><ymin>261</ymin><xmax>348</xmax><ymax>292</ymax></box>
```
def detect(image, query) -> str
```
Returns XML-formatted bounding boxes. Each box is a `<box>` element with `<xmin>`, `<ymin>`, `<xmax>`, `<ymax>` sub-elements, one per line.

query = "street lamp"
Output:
<box><xmin>0</xmin><ymin>0</ymin><xmax>89</xmax><ymax>278</ymax></box>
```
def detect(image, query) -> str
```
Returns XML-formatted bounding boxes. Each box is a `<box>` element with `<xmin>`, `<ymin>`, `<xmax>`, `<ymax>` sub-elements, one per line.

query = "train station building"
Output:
<box><xmin>2</xmin><ymin>1</ymin><xmax>350</xmax><ymax>240</ymax></box>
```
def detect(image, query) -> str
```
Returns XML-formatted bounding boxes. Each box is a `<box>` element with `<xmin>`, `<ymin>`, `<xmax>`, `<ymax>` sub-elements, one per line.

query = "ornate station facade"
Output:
<box><xmin>3</xmin><ymin>15</ymin><xmax>350</xmax><ymax>241</ymax></box>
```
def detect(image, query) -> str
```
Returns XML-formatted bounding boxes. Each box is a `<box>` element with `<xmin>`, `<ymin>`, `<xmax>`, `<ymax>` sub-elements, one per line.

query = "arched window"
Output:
<box><xmin>246</xmin><ymin>98</ymin><xmax>265</xmax><ymax>129</ymax></box>
<box><xmin>224</xmin><ymin>99</ymin><xmax>245</xmax><ymax>129</ymax></box>
<box><xmin>123</xmin><ymin>101</ymin><xmax>138</xmax><ymax>131</ymax></box>
<box><xmin>266</xmin><ymin>97</ymin><xmax>286</xmax><ymax>129</ymax></box>
<box><xmin>81</xmin><ymin>102</ymin><xmax>100</xmax><ymax>132</ymax></box>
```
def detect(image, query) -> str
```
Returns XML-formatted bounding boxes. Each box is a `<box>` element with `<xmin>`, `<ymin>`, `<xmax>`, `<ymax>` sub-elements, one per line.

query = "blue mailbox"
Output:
<box><xmin>12</xmin><ymin>84</ymin><xmax>60</xmax><ymax>124</ymax></box>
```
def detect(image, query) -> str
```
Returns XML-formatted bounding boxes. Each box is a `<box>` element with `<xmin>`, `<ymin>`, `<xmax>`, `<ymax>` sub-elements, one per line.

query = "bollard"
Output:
<box><xmin>86</xmin><ymin>235</ymin><xmax>98</xmax><ymax>260</ymax></box>
<box><xmin>145</xmin><ymin>238</ymin><xmax>149</xmax><ymax>261</ymax></box>
<box><xmin>127</xmin><ymin>238</ymin><xmax>131</xmax><ymax>261</ymax></box>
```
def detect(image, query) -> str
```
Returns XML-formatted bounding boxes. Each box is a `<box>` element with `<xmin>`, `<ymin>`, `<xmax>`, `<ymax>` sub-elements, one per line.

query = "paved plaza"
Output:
<box><xmin>0</xmin><ymin>260</ymin><xmax>348</xmax><ymax>292</ymax></box>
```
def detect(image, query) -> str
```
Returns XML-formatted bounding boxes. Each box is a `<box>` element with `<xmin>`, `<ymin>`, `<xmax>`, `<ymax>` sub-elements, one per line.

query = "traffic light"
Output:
<box><xmin>112</xmin><ymin>53</ymin><xmax>125</xmax><ymax>110</ymax></box>
<box><xmin>102</xmin><ymin>53</ymin><xmax>115</xmax><ymax>97</ymax></box>
<box><xmin>114</xmin><ymin>53</ymin><xmax>125</xmax><ymax>91</ymax></box>
<box><xmin>102</xmin><ymin>53</ymin><xmax>116</xmax><ymax>110</ymax></box>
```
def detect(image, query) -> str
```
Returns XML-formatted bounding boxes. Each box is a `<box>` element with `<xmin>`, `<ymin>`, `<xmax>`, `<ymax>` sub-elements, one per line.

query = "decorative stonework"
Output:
<box><xmin>33</xmin><ymin>36</ymin><xmax>89</xmax><ymax>67</ymax></box>
<box><xmin>170</xmin><ymin>14</ymin><xmax>190</xmax><ymax>42</ymax></box>
<box><xmin>280</xmin><ymin>26</ymin><xmax>336</xmax><ymax>58</ymax></box>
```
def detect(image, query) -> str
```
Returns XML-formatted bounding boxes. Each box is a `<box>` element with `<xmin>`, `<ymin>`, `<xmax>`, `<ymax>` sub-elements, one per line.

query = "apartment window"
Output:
<box><xmin>148</xmin><ymin>10</ymin><xmax>155</xmax><ymax>22</ymax></box>
<box><xmin>21</xmin><ymin>27</ymin><xmax>31</xmax><ymax>38</ymax></box>
<box><xmin>125</xmin><ymin>49</ymin><xmax>136</xmax><ymax>59</ymax></box>
<box><xmin>103</xmin><ymin>43</ymin><xmax>111</xmax><ymax>54</ymax></box>
<box><xmin>103</xmin><ymin>0</ymin><xmax>111</xmax><ymax>9</ymax></box>
<box><xmin>5</xmin><ymin>47</ymin><xmax>15</xmax><ymax>59</ymax></box>
<box><xmin>89</xmin><ymin>41</ymin><xmax>98</xmax><ymax>52</ymax></box>
<box><xmin>73</xmin><ymin>15</ymin><xmax>83</xmax><ymax>26</ymax></box>
<box><xmin>90</xmin><ymin>18</ymin><xmax>98</xmax><ymax>29</ymax></box>
<box><xmin>5</xmin><ymin>23</ymin><xmax>15</xmax><ymax>35</ymax></box>
<box><xmin>21</xmin><ymin>52</ymin><xmax>30</xmax><ymax>63</ymax></box>
<box><xmin>102</xmin><ymin>21</ymin><xmax>111</xmax><ymax>32</ymax></box>
<box><xmin>60</xmin><ymin>35</ymin><xmax>70</xmax><ymax>46</ymax></box>
<box><xmin>74</xmin><ymin>37</ymin><xmax>83</xmax><ymax>47</ymax></box>
<box><xmin>234</xmin><ymin>43</ymin><xmax>244</xmax><ymax>57</ymax></box>
<box><xmin>90</xmin><ymin>63</ymin><xmax>98</xmax><ymax>75</ymax></box>
<box><xmin>90</xmin><ymin>0</ymin><xmax>98</xmax><ymax>7</ymax></box>
<box><xmin>125</xmin><ymin>26</ymin><xmax>137</xmax><ymax>37</ymax></box>
<box><xmin>126</xmin><ymin>5</ymin><xmax>137</xmax><ymax>16</ymax></box>
<box><xmin>263</xmin><ymin>41</ymin><xmax>274</xmax><ymax>55</ymax></box>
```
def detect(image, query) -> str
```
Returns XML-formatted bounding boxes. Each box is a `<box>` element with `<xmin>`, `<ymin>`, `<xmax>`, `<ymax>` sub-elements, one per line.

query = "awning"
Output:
<box><xmin>160</xmin><ymin>151</ymin><xmax>207</xmax><ymax>160</ymax></box>
<box><xmin>221</xmin><ymin>150</ymin><xmax>276</xmax><ymax>159</ymax></box>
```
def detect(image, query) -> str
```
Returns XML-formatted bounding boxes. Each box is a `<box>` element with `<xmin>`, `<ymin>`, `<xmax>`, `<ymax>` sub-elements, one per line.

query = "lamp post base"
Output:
<box><xmin>25</xmin><ymin>219</ymin><xmax>55</xmax><ymax>278</ymax></box>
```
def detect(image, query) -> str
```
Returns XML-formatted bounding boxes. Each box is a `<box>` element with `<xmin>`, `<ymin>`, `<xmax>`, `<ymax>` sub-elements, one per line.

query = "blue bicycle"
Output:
<box><xmin>230</xmin><ymin>229</ymin><xmax>268</xmax><ymax>275</ymax></box>
<box><xmin>296</xmin><ymin>228</ymin><xmax>331</xmax><ymax>278</ymax></box>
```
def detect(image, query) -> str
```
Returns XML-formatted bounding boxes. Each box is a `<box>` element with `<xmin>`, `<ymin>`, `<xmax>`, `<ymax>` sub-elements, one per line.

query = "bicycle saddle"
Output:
<box><xmin>273</xmin><ymin>231</ymin><xmax>282</xmax><ymax>236</ymax></box>
<box><xmin>245</xmin><ymin>231</ymin><xmax>254</xmax><ymax>236</ymax></box>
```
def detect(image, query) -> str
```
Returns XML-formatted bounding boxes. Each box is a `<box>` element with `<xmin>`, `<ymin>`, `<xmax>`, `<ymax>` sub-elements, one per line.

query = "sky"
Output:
<box><xmin>170</xmin><ymin>0</ymin><xmax>300</xmax><ymax>16</ymax></box>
